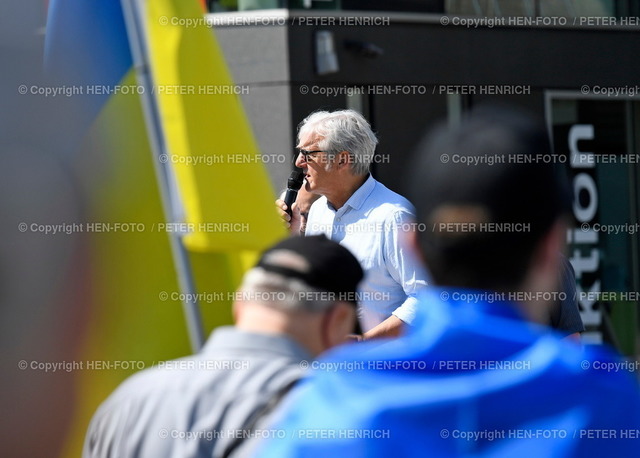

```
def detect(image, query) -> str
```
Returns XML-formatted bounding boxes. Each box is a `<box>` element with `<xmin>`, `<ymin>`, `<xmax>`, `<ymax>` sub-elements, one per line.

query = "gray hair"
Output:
<box><xmin>298</xmin><ymin>109</ymin><xmax>378</xmax><ymax>176</ymax></box>
<box><xmin>239</xmin><ymin>267</ymin><xmax>336</xmax><ymax>313</ymax></box>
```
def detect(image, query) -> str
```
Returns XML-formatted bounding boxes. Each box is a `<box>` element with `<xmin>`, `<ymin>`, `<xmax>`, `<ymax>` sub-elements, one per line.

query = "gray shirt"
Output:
<box><xmin>83</xmin><ymin>327</ymin><xmax>310</xmax><ymax>458</ymax></box>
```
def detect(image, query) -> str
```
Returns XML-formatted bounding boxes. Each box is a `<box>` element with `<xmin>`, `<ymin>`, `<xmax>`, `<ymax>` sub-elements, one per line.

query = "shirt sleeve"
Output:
<box><xmin>383</xmin><ymin>209</ymin><xmax>430</xmax><ymax>325</ymax></box>
<box><xmin>550</xmin><ymin>256</ymin><xmax>585</xmax><ymax>336</ymax></box>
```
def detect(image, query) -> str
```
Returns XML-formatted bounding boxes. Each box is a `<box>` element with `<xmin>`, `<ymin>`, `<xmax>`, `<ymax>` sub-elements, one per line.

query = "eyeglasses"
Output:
<box><xmin>297</xmin><ymin>149</ymin><xmax>326</xmax><ymax>161</ymax></box>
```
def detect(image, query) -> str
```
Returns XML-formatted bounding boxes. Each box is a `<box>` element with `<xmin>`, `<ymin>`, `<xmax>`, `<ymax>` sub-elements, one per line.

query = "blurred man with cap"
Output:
<box><xmin>84</xmin><ymin>235</ymin><xmax>363</xmax><ymax>458</ymax></box>
<box><xmin>254</xmin><ymin>106</ymin><xmax>640</xmax><ymax>457</ymax></box>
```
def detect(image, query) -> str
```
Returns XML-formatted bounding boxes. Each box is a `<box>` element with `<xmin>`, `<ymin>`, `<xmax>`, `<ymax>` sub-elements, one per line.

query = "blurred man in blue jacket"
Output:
<box><xmin>251</xmin><ymin>106</ymin><xmax>640</xmax><ymax>457</ymax></box>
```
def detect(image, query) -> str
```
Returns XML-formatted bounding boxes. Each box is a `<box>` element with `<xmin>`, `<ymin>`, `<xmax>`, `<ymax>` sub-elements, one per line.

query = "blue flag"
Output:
<box><xmin>45</xmin><ymin>1</ymin><xmax>132</xmax><ymax>136</ymax></box>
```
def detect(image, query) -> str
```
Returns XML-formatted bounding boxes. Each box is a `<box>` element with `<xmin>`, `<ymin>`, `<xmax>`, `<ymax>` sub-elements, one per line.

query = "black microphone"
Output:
<box><xmin>284</xmin><ymin>169</ymin><xmax>304</xmax><ymax>217</ymax></box>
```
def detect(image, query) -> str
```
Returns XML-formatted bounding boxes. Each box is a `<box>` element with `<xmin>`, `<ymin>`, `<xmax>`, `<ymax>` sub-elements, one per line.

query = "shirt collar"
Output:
<box><xmin>340</xmin><ymin>174</ymin><xmax>375</xmax><ymax>211</ymax></box>
<box><xmin>202</xmin><ymin>326</ymin><xmax>313</xmax><ymax>361</ymax></box>
<box><xmin>410</xmin><ymin>287</ymin><xmax>530</xmax><ymax>333</ymax></box>
<box><xmin>445</xmin><ymin>287</ymin><xmax>526</xmax><ymax>321</ymax></box>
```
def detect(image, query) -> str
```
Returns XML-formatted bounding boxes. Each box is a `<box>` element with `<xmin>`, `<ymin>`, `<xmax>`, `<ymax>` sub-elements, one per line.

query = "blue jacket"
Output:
<box><xmin>255</xmin><ymin>288</ymin><xmax>640</xmax><ymax>457</ymax></box>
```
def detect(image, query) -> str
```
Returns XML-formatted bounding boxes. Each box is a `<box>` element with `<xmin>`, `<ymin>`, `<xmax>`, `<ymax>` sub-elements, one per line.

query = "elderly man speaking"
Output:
<box><xmin>279</xmin><ymin>109</ymin><xmax>428</xmax><ymax>339</ymax></box>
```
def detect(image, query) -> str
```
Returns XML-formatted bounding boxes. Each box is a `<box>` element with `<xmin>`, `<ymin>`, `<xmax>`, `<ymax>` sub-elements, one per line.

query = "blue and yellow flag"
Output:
<box><xmin>147</xmin><ymin>0</ymin><xmax>285</xmax><ymax>252</ymax></box>
<box><xmin>46</xmin><ymin>0</ymin><xmax>284</xmax><ymax>252</ymax></box>
<box><xmin>45</xmin><ymin>1</ymin><xmax>286</xmax><ymax>456</ymax></box>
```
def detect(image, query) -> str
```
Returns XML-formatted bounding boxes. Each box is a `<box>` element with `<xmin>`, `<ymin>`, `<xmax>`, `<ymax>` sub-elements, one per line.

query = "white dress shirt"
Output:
<box><xmin>305</xmin><ymin>175</ymin><xmax>429</xmax><ymax>331</ymax></box>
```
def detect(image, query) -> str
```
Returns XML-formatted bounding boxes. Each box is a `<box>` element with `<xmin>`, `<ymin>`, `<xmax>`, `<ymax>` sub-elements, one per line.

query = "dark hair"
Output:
<box><xmin>409</xmin><ymin>105</ymin><xmax>572</xmax><ymax>291</ymax></box>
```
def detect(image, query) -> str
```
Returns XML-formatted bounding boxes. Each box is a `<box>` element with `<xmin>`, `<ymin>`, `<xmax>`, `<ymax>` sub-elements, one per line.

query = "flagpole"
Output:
<box><xmin>120</xmin><ymin>0</ymin><xmax>206</xmax><ymax>352</ymax></box>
